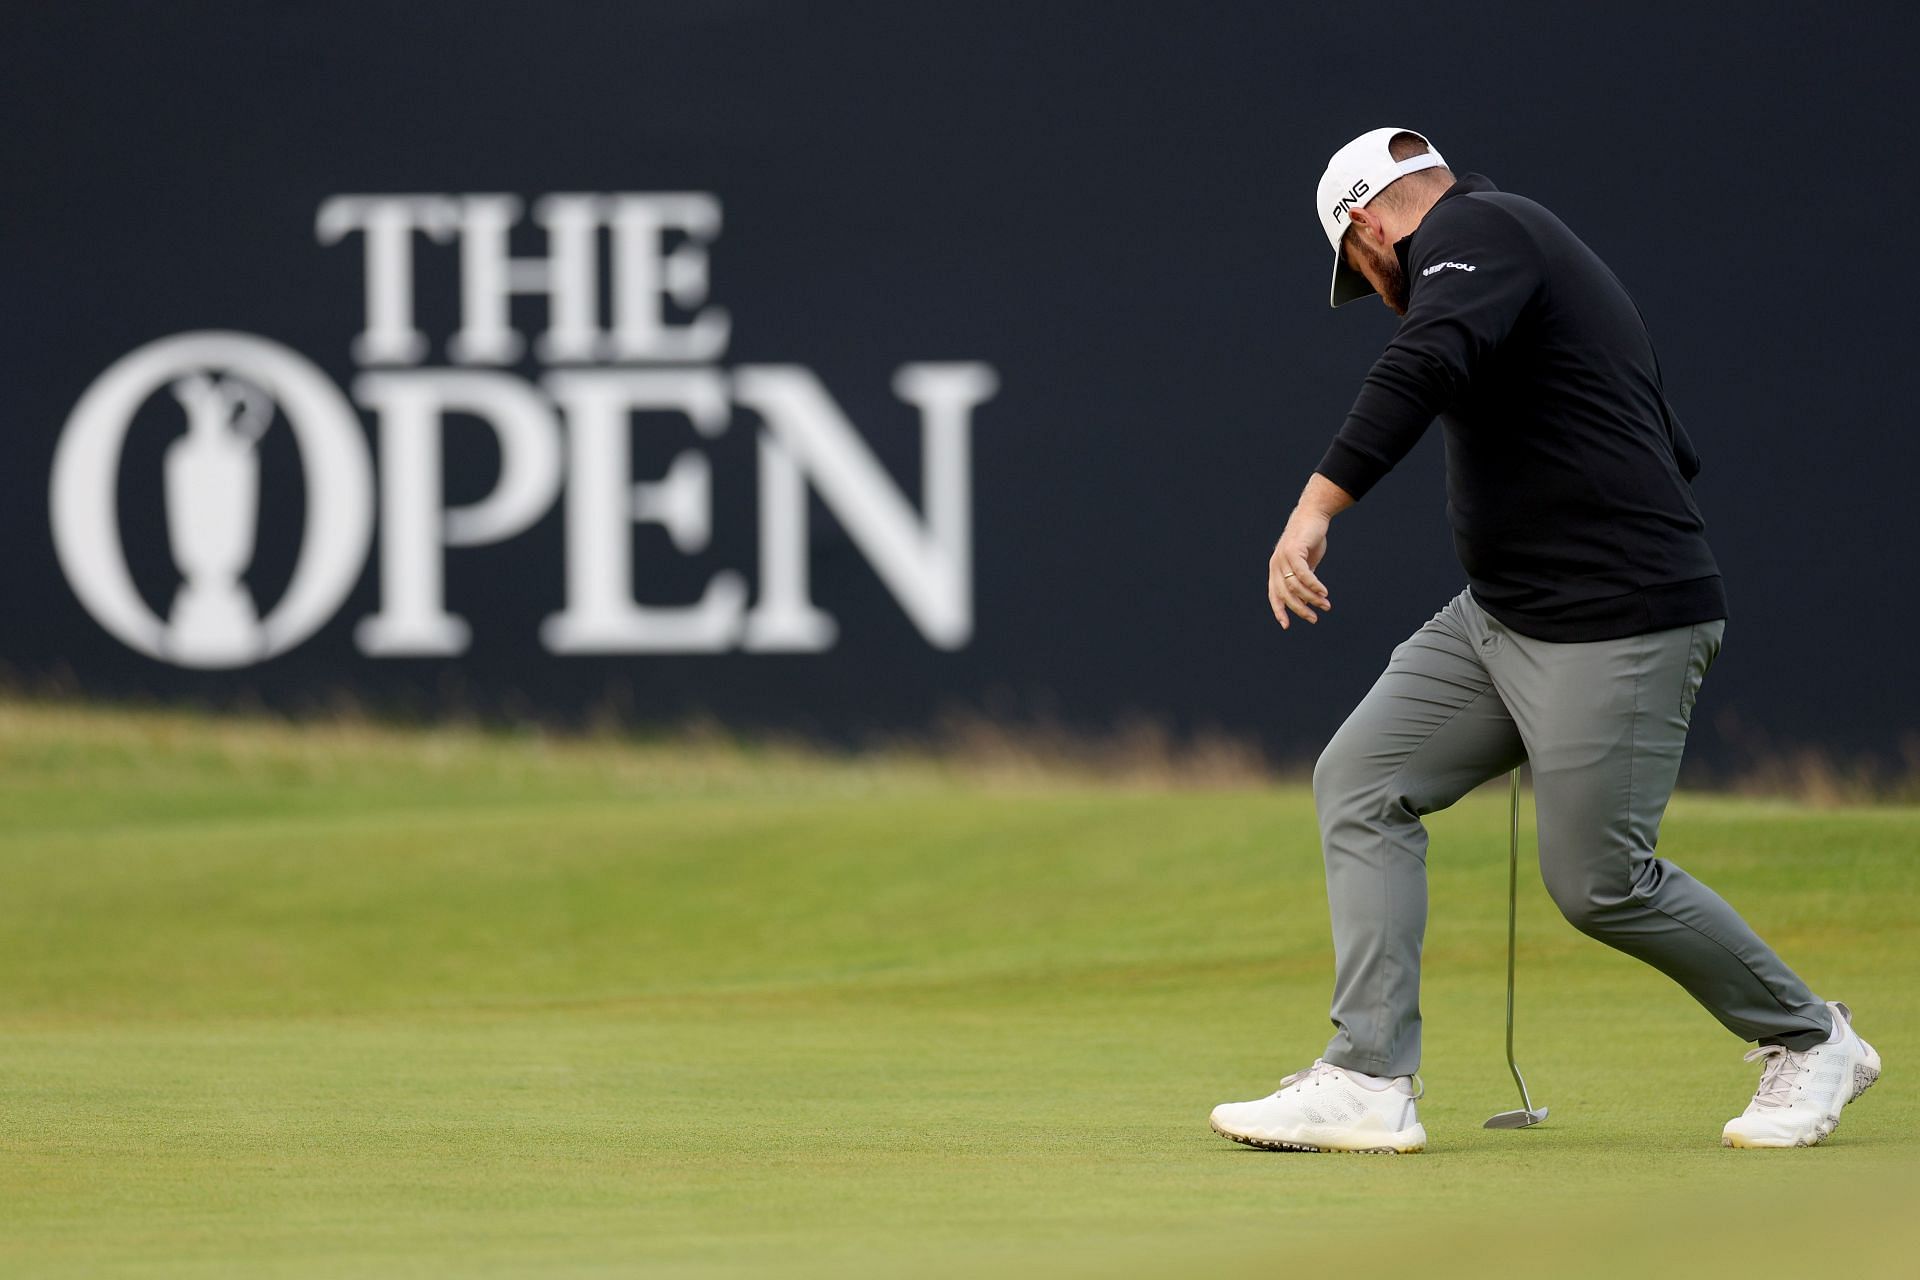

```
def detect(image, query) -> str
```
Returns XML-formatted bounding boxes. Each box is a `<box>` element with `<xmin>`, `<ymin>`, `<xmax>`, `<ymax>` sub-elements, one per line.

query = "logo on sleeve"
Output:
<box><xmin>1421</xmin><ymin>261</ymin><xmax>1477</xmax><ymax>277</ymax></box>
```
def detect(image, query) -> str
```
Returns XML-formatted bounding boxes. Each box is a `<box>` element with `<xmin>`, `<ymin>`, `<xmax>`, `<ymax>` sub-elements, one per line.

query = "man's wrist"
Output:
<box><xmin>1298</xmin><ymin>472</ymin><xmax>1356</xmax><ymax>520</ymax></box>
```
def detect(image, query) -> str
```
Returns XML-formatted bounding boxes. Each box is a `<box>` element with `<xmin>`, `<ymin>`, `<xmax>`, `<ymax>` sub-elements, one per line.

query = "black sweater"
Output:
<box><xmin>1316</xmin><ymin>174</ymin><xmax>1726</xmax><ymax>642</ymax></box>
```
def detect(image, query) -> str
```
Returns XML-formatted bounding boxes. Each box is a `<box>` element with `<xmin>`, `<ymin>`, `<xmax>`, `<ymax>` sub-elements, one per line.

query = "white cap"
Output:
<box><xmin>1316</xmin><ymin>127</ymin><xmax>1448</xmax><ymax>307</ymax></box>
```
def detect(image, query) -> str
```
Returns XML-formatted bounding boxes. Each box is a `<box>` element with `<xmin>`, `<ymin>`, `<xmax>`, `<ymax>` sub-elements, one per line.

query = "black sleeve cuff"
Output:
<box><xmin>1314</xmin><ymin>437</ymin><xmax>1387</xmax><ymax>501</ymax></box>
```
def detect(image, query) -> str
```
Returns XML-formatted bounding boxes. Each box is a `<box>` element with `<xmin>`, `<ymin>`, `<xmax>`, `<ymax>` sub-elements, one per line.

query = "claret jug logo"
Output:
<box><xmin>51</xmin><ymin>193</ymin><xmax>998</xmax><ymax>669</ymax></box>
<box><xmin>53</xmin><ymin>333</ymin><xmax>374</xmax><ymax>668</ymax></box>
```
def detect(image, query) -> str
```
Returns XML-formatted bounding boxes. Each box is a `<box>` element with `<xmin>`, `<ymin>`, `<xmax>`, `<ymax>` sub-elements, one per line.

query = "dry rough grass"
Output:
<box><xmin>3</xmin><ymin>693</ymin><xmax>1914</xmax><ymax>803</ymax></box>
<box><xmin>1703</xmin><ymin>711</ymin><xmax>1920</xmax><ymax>805</ymax></box>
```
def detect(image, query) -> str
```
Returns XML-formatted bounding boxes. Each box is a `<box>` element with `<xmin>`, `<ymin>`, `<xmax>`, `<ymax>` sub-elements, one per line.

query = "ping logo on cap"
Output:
<box><xmin>1318</xmin><ymin>127</ymin><xmax>1447</xmax><ymax>306</ymax></box>
<box><xmin>1328</xmin><ymin>179</ymin><xmax>1370</xmax><ymax>224</ymax></box>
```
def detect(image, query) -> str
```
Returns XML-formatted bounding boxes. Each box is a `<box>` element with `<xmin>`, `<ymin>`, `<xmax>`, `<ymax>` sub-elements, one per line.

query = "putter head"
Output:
<box><xmin>1483</xmin><ymin>1106</ymin><xmax>1549</xmax><ymax>1129</ymax></box>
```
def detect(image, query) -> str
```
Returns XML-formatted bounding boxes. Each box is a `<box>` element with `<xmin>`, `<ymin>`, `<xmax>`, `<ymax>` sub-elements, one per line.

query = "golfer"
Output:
<box><xmin>1209</xmin><ymin>128</ymin><xmax>1880</xmax><ymax>1153</ymax></box>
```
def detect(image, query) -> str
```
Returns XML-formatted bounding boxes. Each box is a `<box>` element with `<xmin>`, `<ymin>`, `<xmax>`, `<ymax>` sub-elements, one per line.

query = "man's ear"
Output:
<box><xmin>1347</xmin><ymin>205</ymin><xmax>1388</xmax><ymax>244</ymax></box>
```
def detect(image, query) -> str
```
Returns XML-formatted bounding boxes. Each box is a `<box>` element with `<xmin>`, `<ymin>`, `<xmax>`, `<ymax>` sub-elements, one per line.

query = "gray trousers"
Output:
<box><xmin>1314</xmin><ymin>588</ymin><xmax>1831</xmax><ymax>1077</ymax></box>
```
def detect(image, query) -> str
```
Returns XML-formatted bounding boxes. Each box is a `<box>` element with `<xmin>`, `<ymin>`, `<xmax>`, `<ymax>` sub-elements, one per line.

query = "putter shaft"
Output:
<box><xmin>1488</xmin><ymin>767</ymin><xmax>1546</xmax><ymax>1126</ymax></box>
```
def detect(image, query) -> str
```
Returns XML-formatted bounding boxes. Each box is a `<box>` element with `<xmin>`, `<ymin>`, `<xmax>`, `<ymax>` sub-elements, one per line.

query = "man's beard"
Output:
<box><xmin>1351</xmin><ymin>230</ymin><xmax>1413</xmax><ymax>312</ymax></box>
<box><xmin>1370</xmin><ymin>244</ymin><xmax>1410</xmax><ymax>315</ymax></box>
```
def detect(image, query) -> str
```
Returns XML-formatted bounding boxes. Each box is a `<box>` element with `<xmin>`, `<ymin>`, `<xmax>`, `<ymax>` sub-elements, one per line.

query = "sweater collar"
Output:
<box><xmin>1395</xmin><ymin>172</ymin><xmax>1497</xmax><ymax>276</ymax></box>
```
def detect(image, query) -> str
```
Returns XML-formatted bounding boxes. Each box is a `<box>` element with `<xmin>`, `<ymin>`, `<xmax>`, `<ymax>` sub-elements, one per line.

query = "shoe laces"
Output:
<box><xmin>1276</xmin><ymin>1059</ymin><xmax>1341</xmax><ymax>1090</ymax></box>
<box><xmin>1276</xmin><ymin>1058</ymin><xmax>1423</xmax><ymax>1100</ymax></box>
<box><xmin>1742</xmin><ymin>1044</ymin><xmax>1810</xmax><ymax>1108</ymax></box>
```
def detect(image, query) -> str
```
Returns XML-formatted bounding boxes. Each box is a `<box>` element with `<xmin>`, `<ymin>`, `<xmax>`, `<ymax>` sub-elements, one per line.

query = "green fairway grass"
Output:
<box><xmin>2</xmin><ymin>702</ymin><xmax>1915</xmax><ymax>1277</ymax></box>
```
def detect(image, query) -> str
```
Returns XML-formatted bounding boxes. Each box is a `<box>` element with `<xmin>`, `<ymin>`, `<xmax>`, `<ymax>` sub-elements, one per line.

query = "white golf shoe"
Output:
<box><xmin>1210</xmin><ymin>1059</ymin><xmax>1426</xmax><ymax>1154</ymax></box>
<box><xmin>1722</xmin><ymin>1001</ymin><xmax>1881</xmax><ymax>1149</ymax></box>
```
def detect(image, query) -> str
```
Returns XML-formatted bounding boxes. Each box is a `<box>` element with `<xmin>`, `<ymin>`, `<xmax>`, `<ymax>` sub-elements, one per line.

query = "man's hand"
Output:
<box><xmin>1268</xmin><ymin>474</ymin><xmax>1354</xmax><ymax>630</ymax></box>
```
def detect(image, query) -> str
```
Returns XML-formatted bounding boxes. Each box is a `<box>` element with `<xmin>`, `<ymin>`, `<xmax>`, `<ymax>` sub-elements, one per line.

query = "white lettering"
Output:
<box><xmin>449</xmin><ymin>195</ymin><xmax>602</xmax><ymax>366</ymax></box>
<box><xmin>606</xmin><ymin>194</ymin><xmax>730</xmax><ymax>362</ymax></box>
<box><xmin>352</xmin><ymin>371</ymin><xmax>564</xmax><ymax>655</ymax></box>
<box><xmin>316</xmin><ymin>196</ymin><xmax>461</xmax><ymax>365</ymax></box>
<box><xmin>57</xmin><ymin>192</ymin><xmax>999</xmax><ymax>670</ymax></box>
<box><xmin>735</xmin><ymin>363</ymin><xmax>997</xmax><ymax>651</ymax></box>
<box><xmin>541</xmin><ymin>370</ymin><xmax>744</xmax><ymax>652</ymax></box>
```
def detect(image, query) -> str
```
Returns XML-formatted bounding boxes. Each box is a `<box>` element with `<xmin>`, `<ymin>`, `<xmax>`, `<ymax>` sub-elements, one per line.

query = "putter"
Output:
<box><xmin>1485</xmin><ymin>768</ymin><xmax>1550</xmax><ymax>1129</ymax></box>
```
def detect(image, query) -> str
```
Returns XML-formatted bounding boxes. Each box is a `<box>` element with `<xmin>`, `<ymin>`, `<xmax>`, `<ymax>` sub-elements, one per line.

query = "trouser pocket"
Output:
<box><xmin>1679</xmin><ymin>620</ymin><xmax>1725</xmax><ymax>724</ymax></box>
